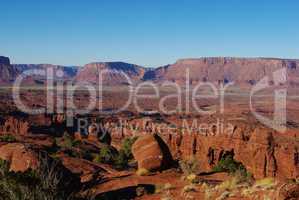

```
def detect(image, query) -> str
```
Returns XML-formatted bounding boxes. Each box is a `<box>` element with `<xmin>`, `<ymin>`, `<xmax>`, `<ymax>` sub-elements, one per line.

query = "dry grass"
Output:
<box><xmin>136</xmin><ymin>168</ymin><xmax>150</xmax><ymax>176</ymax></box>
<box><xmin>254</xmin><ymin>177</ymin><xmax>276</xmax><ymax>190</ymax></box>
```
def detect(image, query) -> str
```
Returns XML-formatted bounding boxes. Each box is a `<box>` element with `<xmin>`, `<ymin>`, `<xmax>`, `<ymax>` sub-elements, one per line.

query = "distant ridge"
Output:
<box><xmin>1</xmin><ymin>56</ymin><xmax>299</xmax><ymax>86</ymax></box>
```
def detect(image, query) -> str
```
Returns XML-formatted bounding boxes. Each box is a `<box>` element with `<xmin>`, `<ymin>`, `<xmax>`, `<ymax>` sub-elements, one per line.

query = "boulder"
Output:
<box><xmin>0</xmin><ymin>143</ymin><xmax>38</xmax><ymax>172</ymax></box>
<box><xmin>132</xmin><ymin>134</ymin><xmax>173</xmax><ymax>171</ymax></box>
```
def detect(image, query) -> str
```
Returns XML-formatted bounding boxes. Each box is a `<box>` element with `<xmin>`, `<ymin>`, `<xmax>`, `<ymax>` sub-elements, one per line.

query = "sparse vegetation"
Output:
<box><xmin>93</xmin><ymin>136</ymin><xmax>138</xmax><ymax>170</ymax></box>
<box><xmin>121</xmin><ymin>136</ymin><xmax>138</xmax><ymax>160</ymax></box>
<box><xmin>60</xmin><ymin>132</ymin><xmax>81</xmax><ymax>149</ymax></box>
<box><xmin>179</xmin><ymin>156</ymin><xmax>200</xmax><ymax>175</ymax></box>
<box><xmin>93</xmin><ymin>145</ymin><xmax>118</xmax><ymax>165</ymax></box>
<box><xmin>179</xmin><ymin>156</ymin><xmax>200</xmax><ymax>183</ymax></box>
<box><xmin>0</xmin><ymin>153</ymin><xmax>81</xmax><ymax>200</ymax></box>
<box><xmin>215</xmin><ymin>176</ymin><xmax>240</xmax><ymax>191</ymax></box>
<box><xmin>212</xmin><ymin>153</ymin><xmax>252</xmax><ymax>182</ymax></box>
<box><xmin>0</xmin><ymin>134</ymin><xmax>16</xmax><ymax>142</ymax></box>
<box><xmin>182</xmin><ymin>184</ymin><xmax>196</xmax><ymax>193</ymax></box>
<box><xmin>113</xmin><ymin>149</ymin><xmax>129</xmax><ymax>169</ymax></box>
<box><xmin>155</xmin><ymin>183</ymin><xmax>174</xmax><ymax>194</ymax></box>
<box><xmin>253</xmin><ymin>177</ymin><xmax>275</xmax><ymax>190</ymax></box>
<box><xmin>136</xmin><ymin>168</ymin><xmax>150</xmax><ymax>176</ymax></box>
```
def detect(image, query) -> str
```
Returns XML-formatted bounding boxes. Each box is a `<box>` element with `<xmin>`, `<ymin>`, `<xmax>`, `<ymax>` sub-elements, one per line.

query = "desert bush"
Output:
<box><xmin>253</xmin><ymin>177</ymin><xmax>275</xmax><ymax>190</ymax></box>
<box><xmin>179</xmin><ymin>156</ymin><xmax>200</xmax><ymax>176</ymax></box>
<box><xmin>0</xmin><ymin>153</ymin><xmax>81</xmax><ymax>200</ymax></box>
<box><xmin>212</xmin><ymin>154</ymin><xmax>252</xmax><ymax>182</ymax></box>
<box><xmin>182</xmin><ymin>184</ymin><xmax>196</xmax><ymax>195</ymax></box>
<box><xmin>0</xmin><ymin>134</ymin><xmax>16</xmax><ymax>142</ymax></box>
<box><xmin>60</xmin><ymin>132</ymin><xmax>81</xmax><ymax>149</ymax></box>
<box><xmin>121</xmin><ymin>136</ymin><xmax>138</xmax><ymax>159</ymax></box>
<box><xmin>136</xmin><ymin>168</ymin><xmax>150</xmax><ymax>176</ymax></box>
<box><xmin>93</xmin><ymin>137</ymin><xmax>138</xmax><ymax>169</ymax></box>
<box><xmin>93</xmin><ymin>145</ymin><xmax>118</xmax><ymax>165</ymax></box>
<box><xmin>179</xmin><ymin>157</ymin><xmax>200</xmax><ymax>183</ymax></box>
<box><xmin>114</xmin><ymin>149</ymin><xmax>129</xmax><ymax>170</ymax></box>
<box><xmin>216</xmin><ymin>176</ymin><xmax>240</xmax><ymax>191</ymax></box>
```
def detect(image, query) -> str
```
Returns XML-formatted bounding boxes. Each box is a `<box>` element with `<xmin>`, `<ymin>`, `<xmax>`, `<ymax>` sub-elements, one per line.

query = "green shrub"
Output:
<box><xmin>121</xmin><ymin>136</ymin><xmax>138</xmax><ymax>159</ymax></box>
<box><xmin>93</xmin><ymin>145</ymin><xmax>117</xmax><ymax>165</ymax></box>
<box><xmin>212</xmin><ymin>154</ymin><xmax>252</xmax><ymax>181</ymax></box>
<box><xmin>92</xmin><ymin>137</ymin><xmax>137</xmax><ymax>170</ymax></box>
<box><xmin>114</xmin><ymin>150</ymin><xmax>129</xmax><ymax>170</ymax></box>
<box><xmin>0</xmin><ymin>134</ymin><xmax>16</xmax><ymax>142</ymax></box>
<box><xmin>60</xmin><ymin>132</ymin><xmax>81</xmax><ymax>149</ymax></box>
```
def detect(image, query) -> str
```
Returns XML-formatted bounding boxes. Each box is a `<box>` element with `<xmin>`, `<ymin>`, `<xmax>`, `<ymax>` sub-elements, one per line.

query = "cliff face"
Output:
<box><xmin>0</xmin><ymin>56</ymin><xmax>18</xmax><ymax>83</ymax></box>
<box><xmin>108</xmin><ymin>117</ymin><xmax>299</xmax><ymax>180</ymax></box>
<box><xmin>161</xmin><ymin>128</ymin><xmax>299</xmax><ymax>180</ymax></box>
<box><xmin>75</xmin><ymin>62</ymin><xmax>146</xmax><ymax>85</ymax></box>
<box><xmin>145</xmin><ymin>57</ymin><xmax>299</xmax><ymax>86</ymax></box>
<box><xmin>0</xmin><ymin>56</ymin><xmax>10</xmax><ymax>65</ymax></box>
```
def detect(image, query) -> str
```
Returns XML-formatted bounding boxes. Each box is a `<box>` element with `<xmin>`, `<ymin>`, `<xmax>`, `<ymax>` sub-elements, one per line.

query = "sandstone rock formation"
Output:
<box><xmin>0</xmin><ymin>143</ymin><xmax>39</xmax><ymax>172</ymax></box>
<box><xmin>2</xmin><ymin>116</ymin><xmax>29</xmax><ymax>135</ymax></box>
<box><xmin>161</xmin><ymin>126</ymin><xmax>299</xmax><ymax>180</ymax></box>
<box><xmin>132</xmin><ymin>134</ymin><xmax>173</xmax><ymax>171</ymax></box>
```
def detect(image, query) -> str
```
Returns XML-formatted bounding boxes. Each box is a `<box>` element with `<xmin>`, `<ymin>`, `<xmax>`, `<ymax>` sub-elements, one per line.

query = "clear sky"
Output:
<box><xmin>0</xmin><ymin>0</ymin><xmax>298</xmax><ymax>67</ymax></box>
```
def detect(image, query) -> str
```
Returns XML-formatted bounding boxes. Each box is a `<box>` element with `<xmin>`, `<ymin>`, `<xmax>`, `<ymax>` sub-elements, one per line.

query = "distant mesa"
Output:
<box><xmin>1</xmin><ymin>56</ymin><xmax>299</xmax><ymax>86</ymax></box>
<box><xmin>75</xmin><ymin>62</ymin><xmax>146</xmax><ymax>85</ymax></box>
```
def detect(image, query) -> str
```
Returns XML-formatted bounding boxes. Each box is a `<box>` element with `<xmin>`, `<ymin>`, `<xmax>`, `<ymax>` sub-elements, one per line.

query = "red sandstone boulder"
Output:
<box><xmin>0</xmin><ymin>143</ymin><xmax>39</xmax><ymax>172</ymax></box>
<box><xmin>132</xmin><ymin>134</ymin><xmax>173</xmax><ymax>171</ymax></box>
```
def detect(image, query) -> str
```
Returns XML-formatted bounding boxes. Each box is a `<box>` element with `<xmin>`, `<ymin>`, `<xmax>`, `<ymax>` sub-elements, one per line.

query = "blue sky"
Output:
<box><xmin>0</xmin><ymin>0</ymin><xmax>298</xmax><ymax>67</ymax></box>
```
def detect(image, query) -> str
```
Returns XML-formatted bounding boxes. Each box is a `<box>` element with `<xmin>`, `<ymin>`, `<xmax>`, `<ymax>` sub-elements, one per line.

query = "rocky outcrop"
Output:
<box><xmin>0</xmin><ymin>143</ymin><xmax>39</xmax><ymax>172</ymax></box>
<box><xmin>0</xmin><ymin>56</ymin><xmax>10</xmax><ymax>65</ymax></box>
<box><xmin>132</xmin><ymin>134</ymin><xmax>173</xmax><ymax>171</ymax></box>
<box><xmin>161</xmin><ymin>127</ymin><xmax>299</xmax><ymax>180</ymax></box>
<box><xmin>109</xmin><ymin>116</ymin><xmax>299</xmax><ymax>180</ymax></box>
<box><xmin>0</xmin><ymin>56</ymin><xmax>18</xmax><ymax>83</ymax></box>
<box><xmin>2</xmin><ymin>116</ymin><xmax>29</xmax><ymax>135</ymax></box>
<box><xmin>75</xmin><ymin>62</ymin><xmax>146</xmax><ymax>85</ymax></box>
